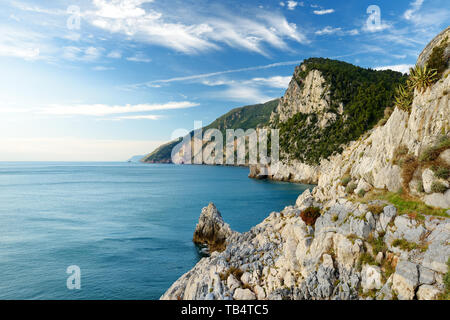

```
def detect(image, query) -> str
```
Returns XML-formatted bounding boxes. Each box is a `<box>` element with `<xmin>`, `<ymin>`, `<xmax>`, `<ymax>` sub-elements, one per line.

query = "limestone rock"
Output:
<box><xmin>392</xmin><ymin>260</ymin><xmax>419</xmax><ymax>300</ymax></box>
<box><xmin>193</xmin><ymin>203</ymin><xmax>236</xmax><ymax>251</ymax></box>
<box><xmin>417</xmin><ymin>284</ymin><xmax>441</xmax><ymax>300</ymax></box>
<box><xmin>422</xmin><ymin>168</ymin><xmax>435</xmax><ymax>194</ymax></box>
<box><xmin>423</xmin><ymin>190</ymin><xmax>450</xmax><ymax>209</ymax></box>
<box><xmin>233</xmin><ymin>288</ymin><xmax>256</xmax><ymax>300</ymax></box>
<box><xmin>361</xmin><ymin>265</ymin><xmax>383</xmax><ymax>292</ymax></box>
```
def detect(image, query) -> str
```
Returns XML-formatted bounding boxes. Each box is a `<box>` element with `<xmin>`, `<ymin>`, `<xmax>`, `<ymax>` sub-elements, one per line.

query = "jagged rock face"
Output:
<box><xmin>312</xmin><ymin>69</ymin><xmax>449</xmax><ymax>205</ymax></box>
<box><xmin>193</xmin><ymin>203</ymin><xmax>236</xmax><ymax>252</ymax></box>
<box><xmin>271</xmin><ymin>66</ymin><xmax>334</xmax><ymax>124</ymax></box>
<box><xmin>417</xmin><ymin>26</ymin><xmax>450</xmax><ymax>68</ymax></box>
<box><xmin>161</xmin><ymin>197</ymin><xmax>449</xmax><ymax>300</ymax></box>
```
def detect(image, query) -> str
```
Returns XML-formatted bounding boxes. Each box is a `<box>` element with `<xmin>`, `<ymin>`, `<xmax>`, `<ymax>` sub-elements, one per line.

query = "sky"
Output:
<box><xmin>0</xmin><ymin>0</ymin><xmax>448</xmax><ymax>161</ymax></box>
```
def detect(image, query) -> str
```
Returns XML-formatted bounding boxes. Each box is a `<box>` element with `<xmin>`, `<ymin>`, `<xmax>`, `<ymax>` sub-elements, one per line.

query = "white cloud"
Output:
<box><xmin>313</xmin><ymin>9</ymin><xmax>335</xmax><ymax>15</ymax></box>
<box><xmin>126</xmin><ymin>60</ymin><xmax>303</xmax><ymax>89</ymax></box>
<box><xmin>0</xmin><ymin>137</ymin><xmax>165</xmax><ymax>161</ymax></box>
<box><xmin>217</xmin><ymin>86</ymin><xmax>275</xmax><ymax>104</ymax></box>
<box><xmin>247</xmin><ymin>76</ymin><xmax>291</xmax><ymax>88</ymax></box>
<box><xmin>114</xmin><ymin>114</ymin><xmax>163</xmax><ymax>120</ymax></box>
<box><xmin>287</xmin><ymin>1</ymin><xmax>298</xmax><ymax>10</ymax></box>
<box><xmin>63</xmin><ymin>46</ymin><xmax>103</xmax><ymax>61</ymax></box>
<box><xmin>85</xmin><ymin>0</ymin><xmax>307</xmax><ymax>55</ymax></box>
<box><xmin>40</xmin><ymin>101</ymin><xmax>199</xmax><ymax>116</ymax></box>
<box><xmin>126</xmin><ymin>52</ymin><xmax>151</xmax><ymax>63</ymax></box>
<box><xmin>375</xmin><ymin>64</ymin><xmax>413</xmax><ymax>74</ymax></box>
<box><xmin>315</xmin><ymin>26</ymin><xmax>341</xmax><ymax>35</ymax></box>
<box><xmin>93</xmin><ymin>66</ymin><xmax>115</xmax><ymax>71</ymax></box>
<box><xmin>107</xmin><ymin>50</ymin><xmax>122</xmax><ymax>58</ymax></box>
<box><xmin>404</xmin><ymin>0</ymin><xmax>424</xmax><ymax>20</ymax></box>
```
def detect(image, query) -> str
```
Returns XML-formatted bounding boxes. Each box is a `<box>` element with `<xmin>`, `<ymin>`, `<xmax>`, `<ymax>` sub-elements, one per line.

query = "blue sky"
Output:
<box><xmin>0</xmin><ymin>0</ymin><xmax>448</xmax><ymax>161</ymax></box>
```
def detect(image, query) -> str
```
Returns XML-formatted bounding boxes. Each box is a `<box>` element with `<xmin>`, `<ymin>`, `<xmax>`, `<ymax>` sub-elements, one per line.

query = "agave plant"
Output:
<box><xmin>409</xmin><ymin>65</ymin><xmax>438</xmax><ymax>93</ymax></box>
<box><xmin>394</xmin><ymin>84</ymin><xmax>414</xmax><ymax>112</ymax></box>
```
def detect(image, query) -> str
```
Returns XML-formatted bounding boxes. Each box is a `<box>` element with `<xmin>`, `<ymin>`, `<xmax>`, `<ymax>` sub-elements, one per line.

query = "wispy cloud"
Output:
<box><xmin>313</xmin><ymin>9</ymin><xmax>335</xmax><ymax>15</ymax></box>
<box><xmin>114</xmin><ymin>114</ymin><xmax>163</xmax><ymax>120</ymax></box>
<box><xmin>315</xmin><ymin>26</ymin><xmax>342</xmax><ymax>35</ymax></box>
<box><xmin>375</xmin><ymin>64</ymin><xmax>413</xmax><ymax>74</ymax></box>
<box><xmin>126</xmin><ymin>52</ymin><xmax>151</xmax><ymax>63</ymax></box>
<box><xmin>63</xmin><ymin>46</ymin><xmax>103</xmax><ymax>62</ymax></box>
<box><xmin>85</xmin><ymin>0</ymin><xmax>307</xmax><ymax>56</ymax></box>
<box><xmin>40</xmin><ymin>102</ymin><xmax>199</xmax><ymax>116</ymax></box>
<box><xmin>404</xmin><ymin>0</ymin><xmax>424</xmax><ymax>20</ymax></box>
<box><xmin>125</xmin><ymin>60</ymin><xmax>303</xmax><ymax>89</ymax></box>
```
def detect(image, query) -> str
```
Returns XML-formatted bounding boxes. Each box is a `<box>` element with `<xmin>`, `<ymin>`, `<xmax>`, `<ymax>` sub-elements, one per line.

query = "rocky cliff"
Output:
<box><xmin>161</xmin><ymin>28</ymin><xmax>450</xmax><ymax>300</ymax></box>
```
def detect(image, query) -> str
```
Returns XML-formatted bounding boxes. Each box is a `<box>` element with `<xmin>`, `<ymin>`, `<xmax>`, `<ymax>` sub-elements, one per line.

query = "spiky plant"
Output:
<box><xmin>394</xmin><ymin>84</ymin><xmax>414</xmax><ymax>112</ymax></box>
<box><xmin>409</xmin><ymin>65</ymin><xmax>438</xmax><ymax>93</ymax></box>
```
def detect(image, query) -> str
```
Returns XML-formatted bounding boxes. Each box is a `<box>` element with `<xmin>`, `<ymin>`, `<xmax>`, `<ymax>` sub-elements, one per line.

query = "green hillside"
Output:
<box><xmin>142</xmin><ymin>99</ymin><xmax>279</xmax><ymax>163</ymax></box>
<box><xmin>277</xmin><ymin>58</ymin><xmax>408</xmax><ymax>165</ymax></box>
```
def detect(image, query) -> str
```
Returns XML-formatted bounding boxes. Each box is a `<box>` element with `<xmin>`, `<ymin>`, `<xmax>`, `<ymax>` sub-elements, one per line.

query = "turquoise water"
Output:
<box><xmin>0</xmin><ymin>162</ymin><xmax>311</xmax><ymax>299</ymax></box>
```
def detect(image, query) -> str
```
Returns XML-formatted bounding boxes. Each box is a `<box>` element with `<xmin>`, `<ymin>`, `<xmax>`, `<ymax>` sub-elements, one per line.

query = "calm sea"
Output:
<box><xmin>0</xmin><ymin>162</ymin><xmax>311</xmax><ymax>299</ymax></box>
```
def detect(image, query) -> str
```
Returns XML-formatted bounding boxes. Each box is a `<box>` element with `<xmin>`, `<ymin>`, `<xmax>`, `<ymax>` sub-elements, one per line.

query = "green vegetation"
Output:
<box><xmin>365</xmin><ymin>190</ymin><xmax>449</xmax><ymax>218</ymax></box>
<box><xmin>400</xmin><ymin>154</ymin><xmax>419</xmax><ymax>191</ymax></box>
<box><xmin>394</xmin><ymin>84</ymin><xmax>414</xmax><ymax>112</ymax></box>
<box><xmin>419</xmin><ymin>135</ymin><xmax>450</xmax><ymax>162</ymax></box>
<box><xmin>431</xmin><ymin>181</ymin><xmax>448</xmax><ymax>193</ymax></box>
<box><xmin>367</xmin><ymin>232</ymin><xmax>387</xmax><ymax>255</ymax></box>
<box><xmin>426</xmin><ymin>36</ymin><xmax>449</xmax><ymax>80</ymax></box>
<box><xmin>392</xmin><ymin>239</ymin><xmax>428</xmax><ymax>252</ymax></box>
<box><xmin>367</xmin><ymin>204</ymin><xmax>385</xmax><ymax>215</ymax></box>
<box><xmin>277</xmin><ymin>58</ymin><xmax>407</xmax><ymax>165</ymax></box>
<box><xmin>142</xmin><ymin>99</ymin><xmax>279</xmax><ymax>163</ymax></box>
<box><xmin>341</xmin><ymin>175</ymin><xmax>352</xmax><ymax>187</ymax></box>
<box><xmin>409</xmin><ymin>65</ymin><xmax>437</xmax><ymax>93</ymax></box>
<box><xmin>358</xmin><ymin>189</ymin><xmax>366</xmax><ymax>198</ymax></box>
<box><xmin>440</xmin><ymin>258</ymin><xmax>450</xmax><ymax>300</ymax></box>
<box><xmin>345</xmin><ymin>182</ymin><xmax>357</xmax><ymax>194</ymax></box>
<box><xmin>300</xmin><ymin>207</ymin><xmax>321</xmax><ymax>226</ymax></box>
<box><xmin>431</xmin><ymin>165</ymin><xmax>450</xmax><ymax>180</ymax></box>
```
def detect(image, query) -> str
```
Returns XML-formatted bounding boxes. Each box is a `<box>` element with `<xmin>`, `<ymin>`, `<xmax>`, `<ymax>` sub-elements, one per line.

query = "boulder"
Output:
<box><xmin>416</xmin><ymin>284</ymin><xmax>441</xmax><ymax>300</ymax></box>
<box><xmin>193</xmin><ymin>203</ymin><xmax>235</xmax><ymax>252</ymax></box>
<box><xmin>392</xmin><ymin>260</ymin><xmax>419</xmax><ymax>300</ymax></box>
<box><xmin>423</xmin><ymin>190</ymin><xmax>450</xmax><ymax>209</ymax></box>
<box><xmin>361</xmin><ymin>265</ymin><xmax>383</xmax><ymax>292</ymax></box>
<box><xmin>422</xmin><ymin>168</ymin><xmax>435</xmax><ymax>194</ymax></box>
<box><xmin>233</xmin><ymin>288</ymin><xmax>256</xmax><ymax>300</ymax></box>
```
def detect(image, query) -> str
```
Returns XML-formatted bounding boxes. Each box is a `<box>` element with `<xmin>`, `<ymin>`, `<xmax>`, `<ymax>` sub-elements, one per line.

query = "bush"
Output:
<box><xmin>401</xmin><ymin>154</ymin><xmax>418</xmax><ymax>190</ymax></box>
<box><xmin>409</xmin><ymin>65</ymin><xmax>438</xmax><ymax>93</ymax></box>
<box><xmin>394</xmin><ymin>84</ymin><xmax>413</xmax><ymax>112</ymax></box>
<box><xmin>431</xmin><ymin>165</ymin><xmax>450</xmax><ymax>180</ymax></box>
<box><xmin>431</xmin><ymin>181</ymin><xmax>448</xmax><ymax>194</ymax></box>
<box><xmin>345</xmin><ymin>182</ymin><xmax>357</xmax><ymax>194</ymax></box>
<box><xmin>341</xmin><ymin>175</ymin><xmax>351</xmax><ymax>187</ymax></box>
<box><xmin>368</xmin><ymin>204</ymin><xmax>384</xmax><ymax>215</ymax></box>
<box><xmin>426</xmin><ymin>36</ymin><xmax>449</xmax><ymax>80</ymax></box>
<box><xmin>300</xmin><ymin>207</ymin><xmax>321</xmax><ymax>226</ymax></box>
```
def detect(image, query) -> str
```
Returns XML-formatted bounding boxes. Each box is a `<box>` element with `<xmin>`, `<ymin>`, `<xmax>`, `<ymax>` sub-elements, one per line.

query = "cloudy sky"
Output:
<box><xmin>0</xmin><ymin>0</ymin><xmax>448</xmax><ymax>161</ymax></box>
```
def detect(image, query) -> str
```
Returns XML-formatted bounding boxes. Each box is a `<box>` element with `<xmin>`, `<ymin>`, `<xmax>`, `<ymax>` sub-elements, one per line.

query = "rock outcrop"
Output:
<box><xmin>193</xmin><ymin>203</ymin><xmax>236</xmax><ymax>253</ymax></box>
<box><xmin>162</xmin><ymin>197</ymin><xmax>449</xmax><ymax>300</ymax></box>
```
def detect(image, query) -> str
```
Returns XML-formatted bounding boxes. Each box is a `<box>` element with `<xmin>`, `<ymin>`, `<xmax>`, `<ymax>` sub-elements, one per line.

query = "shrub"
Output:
<box><xmin>394</xmin><ymin>84</ymin><xmax>414</xmax><ymax>112</ymax></box>
<box><xmin>358</xmin><ymin>189</ymin><xmax>366</xmax><ymax>198</ymax></box>
<box><xmin>392</xmin><ymin>145</ymin><xmax>409</xmax><ymax>165</ymax></box>
<box><xmin>345</xmin><ymin>182</ymin><xmax>357</xmax><ymax>194</ymax></box>
<box><xmin>401</xmin><ymin>154</ymin><xmax>418</xmax><ymax>191</ymax></box>
<box><xmin>416</xmin><ymin>180</ymin><xmax>424</xmax><ymax>193</ymax></box>
<box><xmin>409</xmin><ymin>65</ymin><xmax>438</xmax><ymax>93</ymax></box>
<box><xmin>341</xmin><ymin>175</ymin><xmax>352</xmax><ymax>187</ymax></box>
<box><xmin>426</xmin><ymin>36</ymin><xmax>449</xmax><ymax>80</ymax></box>
<box><xmin>431</xmin><ymin>165</ymin><xmax>450</xmax><ymax>180</ymax></box>
<box><xmin>431</xmin><ymin>181</ymin><xmax>448</xmax><ymax>194</ymax></box>
<box><xmin>300</xmin><ymin>207</ymin><xmax>321</xmax><ymax>226</ymax></box>
<box><xmin>368</xmin><ymin>204</ymin><xmax>384</xmax><ymax>215</ymax></box>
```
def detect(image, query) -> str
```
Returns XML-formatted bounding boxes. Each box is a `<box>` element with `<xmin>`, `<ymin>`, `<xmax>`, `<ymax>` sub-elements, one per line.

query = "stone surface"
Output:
<box><xmin>417</xmin><ymin>284</ymin><xmax>441</xmax><ymax>300</ymax></box>
<box><xmin>233</xmin><ymin>288</ymin><xmax>256</xmax><ymax>300</ymax></box>
<box><xmin>423</xmin><ymin>190</ymin><xmax>450</xmax><ymax>209</ymax></box>
<box><xmin>392</xmin><ymin>260</ymin><xmax>419</xmax><ymax>300</ymax></box>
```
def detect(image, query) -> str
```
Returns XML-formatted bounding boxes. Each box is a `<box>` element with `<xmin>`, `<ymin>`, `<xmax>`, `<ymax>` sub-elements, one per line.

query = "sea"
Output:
<box><xmin>0</xmin><ymin>162</ymin><xmax>312</xmax><ymax>299</ymax></box>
